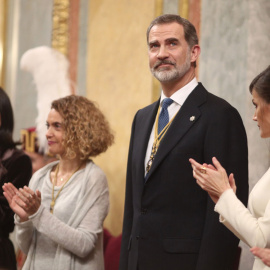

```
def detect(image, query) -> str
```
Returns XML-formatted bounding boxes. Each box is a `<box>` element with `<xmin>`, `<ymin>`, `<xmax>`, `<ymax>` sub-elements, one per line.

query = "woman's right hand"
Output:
<box><xmin>2</xmin><ymin>183</ymin><xmax>29</xmax><ymax>222</ymax></box>
<box><xmin>189</xmin><ymin>157</ymin><xmax>233</xmax><ymax>203</ymax></box>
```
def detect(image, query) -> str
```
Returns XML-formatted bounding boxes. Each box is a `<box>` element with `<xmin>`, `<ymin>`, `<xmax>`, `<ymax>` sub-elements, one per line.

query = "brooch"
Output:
<box><xmin>190</xmin><ymin>116</ymin><xmax>195</xmax><ymax>121</ymax></box>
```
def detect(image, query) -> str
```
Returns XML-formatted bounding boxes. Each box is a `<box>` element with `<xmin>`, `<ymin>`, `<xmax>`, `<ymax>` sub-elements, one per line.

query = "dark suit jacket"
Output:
<box><xmin>119</xmin><ymin>83</ymin><xmax>249</xmax><ymax>270</ymax></box>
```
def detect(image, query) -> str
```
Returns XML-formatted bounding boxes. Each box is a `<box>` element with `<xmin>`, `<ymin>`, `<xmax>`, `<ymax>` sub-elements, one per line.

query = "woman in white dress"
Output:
<box><xmin>190</xmin><ymin>65</ymin><xmax>270</xmax><ymax>270</ymax></box>
<box><xmin>2</xmin><ymin>95</ymin><xmax>114</xmax><ymax>270</ymax></box>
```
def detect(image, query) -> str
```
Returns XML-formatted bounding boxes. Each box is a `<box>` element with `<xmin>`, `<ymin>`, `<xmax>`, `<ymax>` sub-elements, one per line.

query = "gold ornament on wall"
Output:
<box><xmin>179</xmin><ymin>0</ymin><xmax>189</xmax><ymax>19</ymax></box>
<box><xmin>52</xmin><ymin>0</ymin><xmax>70</xmax><ymax>56</ymax></box>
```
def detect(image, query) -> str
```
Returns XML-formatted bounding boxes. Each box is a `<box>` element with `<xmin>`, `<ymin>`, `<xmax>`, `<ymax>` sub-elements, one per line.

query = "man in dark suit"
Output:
<box><xmin>119</xmin><ymin>14</ymin><xmax>248</xmax><ymax>270</ymax></box>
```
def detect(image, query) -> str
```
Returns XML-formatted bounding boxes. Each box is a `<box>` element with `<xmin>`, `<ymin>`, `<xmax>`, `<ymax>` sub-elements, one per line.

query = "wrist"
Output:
<box><xmin>19</xmin><ymin>216</ymin><xmax>29</xmax><ymax>222</ymax></box>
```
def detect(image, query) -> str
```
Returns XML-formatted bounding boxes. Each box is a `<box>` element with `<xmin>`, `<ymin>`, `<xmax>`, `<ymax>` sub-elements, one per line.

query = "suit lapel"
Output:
<box><xmin>146</xmin><ymin>84</ymin><xmax>207</xmax><ymax>181</ymax></box>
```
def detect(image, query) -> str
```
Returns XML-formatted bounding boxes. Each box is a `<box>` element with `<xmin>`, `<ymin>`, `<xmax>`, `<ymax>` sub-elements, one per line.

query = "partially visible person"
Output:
<box><xmin>3</xmin><ymin>95</ymin><xmax>114</xmax><ymax>270</ymax></box>
<box><xmin>0</xmin><ymin>87</ymin><xmax>32</xmax><ymax>270</ymax></box>
<box><xmin>190</xmin><ymin>65</ymin><xmax>270</xmax><ymax>270</ymax></box>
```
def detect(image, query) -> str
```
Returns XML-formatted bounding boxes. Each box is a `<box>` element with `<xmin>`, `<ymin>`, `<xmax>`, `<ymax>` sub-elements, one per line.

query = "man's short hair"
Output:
<box><xmin>146</xmin><ymin>14</ymin><xmax>199</xmax><ymax>49</ymax></box>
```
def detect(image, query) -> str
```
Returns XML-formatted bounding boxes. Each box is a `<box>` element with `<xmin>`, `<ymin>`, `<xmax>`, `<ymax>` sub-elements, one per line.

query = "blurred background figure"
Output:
<box><xmin>0</xmin><ymin>87</ymin><xmax>32</xmax><ymax>270</ymax></box>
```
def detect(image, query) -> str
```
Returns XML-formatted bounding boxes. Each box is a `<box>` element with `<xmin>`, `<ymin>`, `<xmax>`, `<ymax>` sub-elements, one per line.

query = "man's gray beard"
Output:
<box><xmin>152</xmin><ymin>61</ymin><xmax>191</xmax><ymax>83</ymax></box>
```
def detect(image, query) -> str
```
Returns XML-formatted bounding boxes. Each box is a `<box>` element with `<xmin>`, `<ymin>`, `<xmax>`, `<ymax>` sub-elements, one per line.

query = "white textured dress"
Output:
<box><xmin>215</xmin><ymin>168</ymin><xmax>270</xmax><ymax>270</ymax></box>
<box><xmin>15</xmin><ymin>160</ymin><xmax>109</xmax><ymax>270</ymax></box>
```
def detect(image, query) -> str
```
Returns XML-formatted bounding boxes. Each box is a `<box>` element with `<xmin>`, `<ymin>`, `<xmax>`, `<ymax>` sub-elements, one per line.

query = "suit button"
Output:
<box><xmin>136</xmin><ymin>236</ymin><xmax>139</xmax><ymax>240</ymax></box>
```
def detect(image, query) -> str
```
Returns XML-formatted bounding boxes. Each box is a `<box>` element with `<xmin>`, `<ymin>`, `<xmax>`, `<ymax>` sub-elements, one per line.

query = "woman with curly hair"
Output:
<box><xmin>0</xmin><ymin>87</ymin><xmax>32</xmax><ymax>270</ymax></box>
<box><xmin>3</xmin><ymin>95</ymin><xmax>114</xmax><ymax>270</ymax></box>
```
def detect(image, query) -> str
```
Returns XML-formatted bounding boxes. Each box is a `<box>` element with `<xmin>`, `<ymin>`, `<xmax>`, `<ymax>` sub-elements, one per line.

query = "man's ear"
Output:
<box><xmin>190</xmin><ymin>45</ymin><xmax>201</xmax><ymax>63</ymax></box>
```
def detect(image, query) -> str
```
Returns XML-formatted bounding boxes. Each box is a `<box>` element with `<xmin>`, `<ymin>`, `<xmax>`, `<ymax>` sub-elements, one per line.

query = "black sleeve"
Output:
<box><xmin>196</xmin><ymin>105</ymin><xmax>249</xmax><ymax>270</ymax></box>
<box><xmin>0</xmin><ymin>153</ymin><xmax>32</xmax><ymax>233</ymax></box>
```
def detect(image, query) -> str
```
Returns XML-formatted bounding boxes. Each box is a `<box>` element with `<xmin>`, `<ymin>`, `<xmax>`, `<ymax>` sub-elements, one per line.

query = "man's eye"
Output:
<box><xmin>150</xmin><ymin>44</ymin><xmax>159</xmax><ymax>49</ymax></box>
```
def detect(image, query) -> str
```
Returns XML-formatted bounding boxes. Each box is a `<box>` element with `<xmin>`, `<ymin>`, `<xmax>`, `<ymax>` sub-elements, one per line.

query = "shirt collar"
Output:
<box><xmin>160</xmin><ymin>78</ymin><xmax>198</xmax><ymax>106</ymax></box>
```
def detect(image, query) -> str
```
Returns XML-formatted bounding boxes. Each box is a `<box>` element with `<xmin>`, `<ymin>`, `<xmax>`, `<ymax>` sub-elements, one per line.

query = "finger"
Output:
<box><xmin>193</xmin><ymin>170</ymin><xmax>207</xmax><ymax>186</ymax></box>
<box><xmin>189</xmin><ymin>158</ymin><xmax>203</xmax><ymax>169</ymax></box>
<box><xmin>212</xmin><ymin>157</ymin><xmax>224</xmax><ymax>169</ymax></box>
<box><xmin>193</xmin><ymin>169</ymin><xmax>203</xmax><ymax>180</ymax></box>
<box><xmin>228</xmin><ymin>173</ymin><xmax>235</xmax><ymax>185</ymax></box>
<box><xmin>3</xmin><ymin>183</ymin><xmax>17</xmax><ymax>197</ymax></box>
<box><xmin>23</xmin><ymin>188</ymin><xmax>34</xmax><ymax>200</ymax></box>
<box><xmin>7</xmin><ymin>182</ymin><xmax>19</xmax><ymax>193</ymax></box>
<box><xmin>250</xmin><ymin>247</ymin><xmax>265</xmax><ymax>259</ymax></box>
<box><xmin>190</xmin><ymin>159</ymin><xmax>211</xmax><ymax>175</ymax></box>
<box><xmin>207</xmin><ymin>164</ymin><xmax>217</xmax><ymax>171</ymax></box>
<box><xmin>195</xmin><ymin>166</ymin><xmax>208</xmax><ymax>176</ymax></box>
<box><xmin>3</xmin><ymin>191</ymin><xmax>12</xmax><ymax>204</ymax></box>
<box><xmin>229</xmin><ymin>173</ymin><xmax>237</xmax><ymax>191</ymax></box>
<box><xmin>250</xmin><ymin>247</ymin><xmax>259</xmax><ymax>253</ymax></box>
<box><xmin>195</xmin><ymin>179</ymin><xmax>210</xmax><ymax>192</ymax></box>
<box><xmin>17</xmin><ymin>189</ymin><xmax>30</xmax><ymax>203</ymax></box>
<box><xmin>36</xmin><ymin>190</ymin><xmax>41</xmax><ymax>199</ymax></box>
<box><xmin>23</xmin><ymin>186</ymin><xmax>35</xmax><ymax>200</ymax></box>
<box><xmin>196</xmin><ymin>179</ymin><xmax>205</xmax><ymax>189</ymax></box>
<box><xmin>14</xmin><ymin>195</ymin><xmax>27</xmax><ymax>208</ymax></box>
<box><xmin>2</xmin><ymin>184</ymin><xmax>11</xmax><ymax>196</ymax></box>
<box><xmin>19</xmin><ymin>188</ymin><xmax>29</xmax><ymax>198</ymax></box>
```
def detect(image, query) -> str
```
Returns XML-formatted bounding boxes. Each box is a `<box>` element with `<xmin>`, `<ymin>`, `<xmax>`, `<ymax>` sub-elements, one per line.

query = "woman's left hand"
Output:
<box><xmin>251</xmin><ymin>247</ymin><xmax>270</xmax><ymax>267</ymax></box>
<box><xmin>15</xmin><ymin>186</ymin><xmax>41</xmax><ymax>216</ymax></box>
<box><xmin>189</xmin><ymin>157</ymin><xmax>232</xmax><ymax>203</ymax></box>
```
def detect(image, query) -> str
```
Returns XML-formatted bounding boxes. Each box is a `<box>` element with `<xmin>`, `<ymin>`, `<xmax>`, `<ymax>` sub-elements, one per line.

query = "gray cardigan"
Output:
<box><xmin>15</xmin><ymin>160</ymin><xmax>109</xmax><ymax>270</ymax></box>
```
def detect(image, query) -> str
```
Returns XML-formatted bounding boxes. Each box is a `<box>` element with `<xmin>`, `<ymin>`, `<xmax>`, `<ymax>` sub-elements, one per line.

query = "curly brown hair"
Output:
<box><xmin>51</xmin><ymin>95</ymin><xmax>114</xmax><ymax>160</ymax></box>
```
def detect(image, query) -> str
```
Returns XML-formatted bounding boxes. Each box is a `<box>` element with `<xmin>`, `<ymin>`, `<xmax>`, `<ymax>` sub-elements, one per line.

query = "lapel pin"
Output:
<box><xmin>190</xmin><ymin>116</ymin><xmax>195</xmax><ymax>121</ymax></box>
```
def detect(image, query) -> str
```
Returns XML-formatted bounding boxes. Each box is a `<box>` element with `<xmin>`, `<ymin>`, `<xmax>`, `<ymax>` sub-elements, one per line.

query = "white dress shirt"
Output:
<box><xmin>144</xmin><ymin>78</ymin><xmax>198</xmax><ymax>173</ymax></box>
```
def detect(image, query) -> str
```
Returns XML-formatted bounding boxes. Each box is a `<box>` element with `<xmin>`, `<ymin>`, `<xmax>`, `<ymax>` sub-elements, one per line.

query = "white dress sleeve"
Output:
<box><xmin>214</xmin><ymin>188</ymin><xmax>270</xmax><ymax>248</ymax></box>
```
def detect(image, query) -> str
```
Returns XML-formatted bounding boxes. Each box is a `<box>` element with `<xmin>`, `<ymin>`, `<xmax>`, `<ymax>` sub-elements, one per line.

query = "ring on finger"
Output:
<box><xmin>200</xmin><ymin>166</ymin><xmax>207</xmax><ymax>174</ymax></box>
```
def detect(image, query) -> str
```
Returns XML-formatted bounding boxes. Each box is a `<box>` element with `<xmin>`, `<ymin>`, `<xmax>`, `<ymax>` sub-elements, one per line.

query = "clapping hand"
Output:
<box><xmin>189</xmin><ymin>157</ymin><xmax>236</xmax><ymax>204</ymax></box>
<box><xmin>251</xmin><ymin>247</ymin><xmax>270</xmax><ymax>267</ymax></box>
<box><xmin>3</xmin><ymin>183</ymin><xmax>41</xmax><ymax>222</ymax></box>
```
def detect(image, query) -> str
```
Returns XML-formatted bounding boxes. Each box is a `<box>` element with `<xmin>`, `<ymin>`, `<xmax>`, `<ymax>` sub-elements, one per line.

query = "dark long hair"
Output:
<box><xmin>0</xmin><ymin>87</ymin><xmax>17</xmax><ymax>155</ymax></box>
<box><xmin>249</xmin><ymin>66</ymin><xmax>270</xmax><ymax>103</ymax></box>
